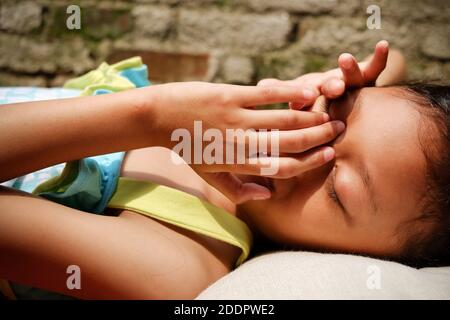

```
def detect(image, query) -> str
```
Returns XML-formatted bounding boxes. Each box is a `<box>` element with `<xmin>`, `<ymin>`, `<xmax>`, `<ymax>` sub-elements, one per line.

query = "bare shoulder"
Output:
<box><xmin>120</xmin><ymin>146</ymin><xmax>234</xmax><ymax>212</ymax></box>
<box><xmin>106</xmin><ymin>146</ymin><xmax>240</xmax><ymax>298</ymax></box>
<box><xmin>112</xmin><ymin>209</ymin><xmax>239</xmax><ymax>299</ymax></box>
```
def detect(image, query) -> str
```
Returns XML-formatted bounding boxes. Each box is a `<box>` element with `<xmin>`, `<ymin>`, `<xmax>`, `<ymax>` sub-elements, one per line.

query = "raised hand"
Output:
<box><xmin>257</xmin><ymin>40</ymin><xmax>391</xmax><ymax>110</ymax></box>
<box><xmin>144</xmin><ymin>82</ymin><xmax>344</xmax><ymax>203</ymax></box>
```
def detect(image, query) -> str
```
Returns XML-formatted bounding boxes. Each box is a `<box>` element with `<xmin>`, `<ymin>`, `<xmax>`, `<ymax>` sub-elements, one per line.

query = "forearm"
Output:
<box><xmin>0</xmin><ymin>186</ymin><xmax>216</xmax><ymax>299</ymax></box>
<box><xmin>0</xmin><ymin>87</ymin><xmax>156</xmax><ymax>183</ymax></box>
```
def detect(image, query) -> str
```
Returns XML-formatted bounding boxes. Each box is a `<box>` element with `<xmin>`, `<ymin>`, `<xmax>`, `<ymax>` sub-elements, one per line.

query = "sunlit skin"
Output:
<box><xmin>238</xmin><ymin>87</ymin><xmax>430</xmax><ymax>258</ymax></box>
<box><xmin>1</xmin><ymin>44</ymin><xmax>423</xmax><ymax>298</ymax></box>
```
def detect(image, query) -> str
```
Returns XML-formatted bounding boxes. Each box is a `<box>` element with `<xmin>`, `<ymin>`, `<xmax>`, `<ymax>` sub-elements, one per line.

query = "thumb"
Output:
<box><xmin>200</xmin><ymin>172</ymin><xmax>271</xmax><ymax>204</ymax></box>
<box><xmin>320</xmin><ymin>77</ymin><xmax>345</xmax><ymax>100</ymax></box>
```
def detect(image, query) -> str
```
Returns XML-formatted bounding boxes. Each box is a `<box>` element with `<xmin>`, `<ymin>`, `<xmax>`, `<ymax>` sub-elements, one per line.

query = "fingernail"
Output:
<box><xmin>322</xmin><ymin>113</ymin><xmax>330</xmax><ymax>122</ymax></box>
<box><xmin>379</xmin><ymin>40</ymin><xmax>389</xmax><ymax>49</ymax></box>
<box><xmin>333</xmin><ymin>120</ymin><xmax>346</xmax><ymax>132</ymax></box>
<box><xmin>323</xmin><ymin>147</ymin><xmax>335</xmax><ymax>162</ymax></box>
<box><xmin>291</xmin><ymin>102</ymin><xmax>305</xmax><ymax>110</ymax></box>
<box><xmin>342</xmin><ymin>60</ymin><xmax>353</xmax><ymax>69</ymax></box>
<box><xmin>340</xmin><ymin>54</ymin><xmax>353</xmax><ymax>69</ymax></box>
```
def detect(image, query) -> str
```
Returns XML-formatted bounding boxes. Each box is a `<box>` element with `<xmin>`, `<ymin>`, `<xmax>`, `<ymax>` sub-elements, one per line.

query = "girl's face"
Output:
<box><xmin>238</xmin><ymin>87</ymin><xmax>430</xmax><ymax>257</ymax></box>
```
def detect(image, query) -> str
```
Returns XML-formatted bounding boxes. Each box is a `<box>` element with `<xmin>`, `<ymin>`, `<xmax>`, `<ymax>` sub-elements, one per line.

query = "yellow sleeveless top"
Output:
<box><xmin>107</xmin><ymin>177</ymin><xmax>253</xmax><ymax>266</ymax></box>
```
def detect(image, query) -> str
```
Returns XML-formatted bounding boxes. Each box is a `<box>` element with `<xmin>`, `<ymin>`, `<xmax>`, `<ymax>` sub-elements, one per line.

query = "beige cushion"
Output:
<box><xmin>197</xmin><ymin>251</ymin><xmax>450</xmax><ymax>299</ymax></box>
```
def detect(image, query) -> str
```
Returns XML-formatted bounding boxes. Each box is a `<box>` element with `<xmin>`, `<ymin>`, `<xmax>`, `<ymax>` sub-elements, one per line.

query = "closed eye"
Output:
<box><xmin>326</xmin><ymin>165</ymin><xmax>347</xmax><ymax>213</ymax></box>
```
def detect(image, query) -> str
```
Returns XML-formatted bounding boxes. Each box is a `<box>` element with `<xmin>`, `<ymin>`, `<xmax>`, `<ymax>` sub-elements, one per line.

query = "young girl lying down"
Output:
<box><xmin>0</xmin><ymin>42</ymin><xmax>449</xmax><ymax>299</ymax></box>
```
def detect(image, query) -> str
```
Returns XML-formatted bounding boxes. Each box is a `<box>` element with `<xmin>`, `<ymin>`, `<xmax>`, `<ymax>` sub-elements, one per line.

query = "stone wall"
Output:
<box><xmin>0</xmin><ymin>0</ymin><xmax>449</xmax><ymax>87</ymax></box>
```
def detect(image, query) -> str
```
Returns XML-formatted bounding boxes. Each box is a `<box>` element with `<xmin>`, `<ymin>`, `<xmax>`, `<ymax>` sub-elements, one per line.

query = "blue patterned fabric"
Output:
<box><xmin>0</xmin><ymin>87</ymin><xmax>80</xmax><ymax>105</ymax></box>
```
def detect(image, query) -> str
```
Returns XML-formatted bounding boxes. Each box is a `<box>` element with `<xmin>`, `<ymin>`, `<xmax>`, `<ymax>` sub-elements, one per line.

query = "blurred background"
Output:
<box><xmin>0</xmin><ymin>0</ymin><xmax>449</xmax><ymax>87</ymax></box>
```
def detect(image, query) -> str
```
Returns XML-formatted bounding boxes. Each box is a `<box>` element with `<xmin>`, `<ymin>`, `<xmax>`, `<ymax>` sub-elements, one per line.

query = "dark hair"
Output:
<box><xmin>397</xmin><ymin>83</ymin><xmax>450</xmax><ymax>268</ymax></box>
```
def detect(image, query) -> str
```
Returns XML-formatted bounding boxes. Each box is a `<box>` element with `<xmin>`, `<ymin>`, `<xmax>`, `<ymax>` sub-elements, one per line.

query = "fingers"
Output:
<box><xmin>255</xmin><ymin>41</ymin><xmax>389</xmax><ymax>106</ymax></box>
<box><xmin>235</xmin><ymin>85</ymin><xmax>317</xmax><ymax>108</ymax></box>
<box><xmin>240</xmin><ymin>108</ymin><xmax>329</xmax><ymax>130</ymax></box>
<box><xmin>337</xmin><ymin>40</ymin><xmax>389</xmax><ymax>89</ymax></box>
<box><xmin>199</xmin><ymin>172</ymin><xmax>271</xmax><ymax>204</ymax></box>
<box><xmin>233</xmin><ymin>120</ymin><xmax>344</xmax><ymax>154</ymax></box>
<box><xmin>214</xmin><ymin>119</ymin><xmax>343</xmax><ymax>158</ymax></box>
<box><xmin>198</xmin><ymin>120</ymin><xmax>343</xmax><ymax>173</ymax></box>
<box><xmin>203</xmin><ymin>146</ymin><xmax>336</xmax><ymax>179</ymax></box>
<box><xmin>320</xmin><ymin>77</ymin><xmax>345</xmax><ymax>99</ymax></box>
<box><xmin>338</xmin><ymin>53</ymin><xmax>365</xmax><ymax>88</ymax></box>
<box><xmin>309</xmin><ymin>95</ymin><xmax>329</xmax><ymax>113</ymax></box>
<box><xmin>273</xmin><ymin>120</ymin><xmax>345</xmax><ymax>153</ymax></box>
<box><xmin>362</xmin><ymin>40</ymin><xmax>389</xmax><ymax>84</ymax></box>
<box><xmin>257</xmin><ymin>78</ymin><xmax>319</xmax><ymax>110</ymax></box>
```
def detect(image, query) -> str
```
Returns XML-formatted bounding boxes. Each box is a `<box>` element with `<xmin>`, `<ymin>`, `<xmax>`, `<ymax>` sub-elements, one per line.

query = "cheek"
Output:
<box><xmin>241</xmin><ymin>166</ymin><xmax>335</xmax><ymax>244</ymax></box>
<box><xmin>295</xmin><ymin>189</ymin><xmax>337</xmax><ymax>232</ymax></box>
<box><xmin>251</xmin><ymin>187</ymin><xmax>333</xmax><ymax>244</ymax></box>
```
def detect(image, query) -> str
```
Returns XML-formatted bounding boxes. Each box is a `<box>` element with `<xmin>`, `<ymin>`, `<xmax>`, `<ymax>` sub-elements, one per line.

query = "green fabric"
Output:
<box><xmin>110</xmin><ymin>56</ymin><xmax>143</xmax><ymax>71</ymax></box>
<box><xmin>33</xmin><ymin>161</ymin><xmax>79</xmax><ymax>194</ymax></box>
<box><xmin>64</xmin><ymin>57</ymin><xmax>144</xmax><ymax>96</ymax></box>
<box><xmin>108</xmin><ymin>177</ymin><xmax>253</xmax><ymax>267</ymax></box>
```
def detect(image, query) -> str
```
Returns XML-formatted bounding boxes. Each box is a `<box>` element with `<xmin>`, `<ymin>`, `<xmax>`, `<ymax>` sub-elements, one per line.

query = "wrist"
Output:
<box><xmin>128</xmin><ymin>85</ymin><xmax>170</xmax><ymax>149</ymax></box>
